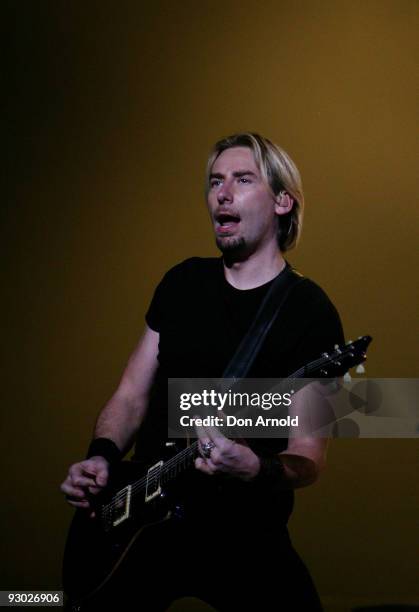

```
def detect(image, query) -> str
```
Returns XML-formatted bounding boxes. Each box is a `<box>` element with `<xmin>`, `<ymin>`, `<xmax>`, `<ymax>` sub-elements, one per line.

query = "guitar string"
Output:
<box><xmin>101</xmin><ymin>441</ymin><xmax>200</xmax><ymax>516</ymax></box>
<box><xmin>100</xmin><ymin>363</ymin><xmax>306</xmax><ymax>515</ymax></box>
<box><xmin>103</xmin><ymin>444</ymin><xmax>194</xmax><ymax>511</ymax></box>
<box><xmin>101</xmin><ymin>452</ymin><xmax>196</xmax><ymax>520</ymax></box>
<box><xmin>100</xmin><ymin>343</ymin><xmax>361</xmax><ymax>517</ymax></box>
<box><xmin>100</xmin><ymin>361</ymin><xmax>336</xmax><ymax>515</ymax></box>
<box><xmin>100</xmin><ymin>359</ymin><xmax>332</xmax><ymax>516</ymax></box>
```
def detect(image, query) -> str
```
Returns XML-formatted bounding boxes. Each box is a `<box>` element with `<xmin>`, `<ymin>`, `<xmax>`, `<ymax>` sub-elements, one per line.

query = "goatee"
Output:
<box><xmin>215</xmin><ymin>236</ymin><xmax>253</xmax><ymax>264</ymax></box>
<box><xmin>215</xmin><ymin>236</ymin><xmax>246</xmax><ymax>253</ymax></box>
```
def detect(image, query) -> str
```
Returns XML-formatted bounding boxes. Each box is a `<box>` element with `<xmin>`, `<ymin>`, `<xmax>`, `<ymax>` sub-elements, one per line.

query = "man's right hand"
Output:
<box><xmin>60</xmin><ymin>456</ymin><xmax>109</xmax><ymax>517</ymax></box>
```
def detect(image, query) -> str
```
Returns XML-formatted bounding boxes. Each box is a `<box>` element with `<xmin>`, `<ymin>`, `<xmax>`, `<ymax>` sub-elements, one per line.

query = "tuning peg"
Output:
<box><xmin>344</xmin><ymin>372</ymin><xmax>352</xmax><ymax>383</ymax></box>
<box><xmin>356</xmin><ymin>364</ymin><xmax>365</xmax><ymax>374</ymax></box>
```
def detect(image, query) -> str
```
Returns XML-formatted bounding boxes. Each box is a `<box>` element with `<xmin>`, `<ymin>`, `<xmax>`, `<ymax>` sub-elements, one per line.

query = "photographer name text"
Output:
<box><xmin>179</xmin><ymin>414</ymin><xmax>298</xmax><ymax>428</ymax></box>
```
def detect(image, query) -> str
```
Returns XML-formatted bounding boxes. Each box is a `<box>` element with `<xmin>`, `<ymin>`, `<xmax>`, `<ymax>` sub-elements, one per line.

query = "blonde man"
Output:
<box><xmin>61</xmin><ymin>133</ymin><xmax>343</xmax><ymax>611</ymax></box>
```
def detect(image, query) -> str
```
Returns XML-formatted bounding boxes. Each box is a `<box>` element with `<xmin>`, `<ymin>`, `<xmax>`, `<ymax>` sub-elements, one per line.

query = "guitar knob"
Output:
<box><xmin>173</xmin><ymin>504</ymin><xmax>185</xmax><ymax>520</ymax></box>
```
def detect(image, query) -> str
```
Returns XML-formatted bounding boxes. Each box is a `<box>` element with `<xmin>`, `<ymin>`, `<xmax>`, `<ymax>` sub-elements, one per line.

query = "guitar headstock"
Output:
<box><xmin>306</xmin><ymin>335</ymin><xmax>372</xmax><ymax>378</ymax></box>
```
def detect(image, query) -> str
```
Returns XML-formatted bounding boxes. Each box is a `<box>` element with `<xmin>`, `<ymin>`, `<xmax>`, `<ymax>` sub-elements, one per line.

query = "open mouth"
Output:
<box><xmin>215</xmin><ymin>212</ymin><xmax>241</xmax><ymax>234</ymax></box>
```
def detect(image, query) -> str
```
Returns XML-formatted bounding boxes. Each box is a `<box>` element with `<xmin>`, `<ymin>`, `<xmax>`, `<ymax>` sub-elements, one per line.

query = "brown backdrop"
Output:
<box><xmin>3</xmin><ymin>1</ymin><xmax>418</xmax><ymax>609</ymax></box>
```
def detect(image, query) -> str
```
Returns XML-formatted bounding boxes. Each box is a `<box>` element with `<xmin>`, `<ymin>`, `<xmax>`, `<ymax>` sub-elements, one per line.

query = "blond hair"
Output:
<box><xmin>205</xmin><ymin>133</ymin><xmax>304</xmax><ymax>252</ymax></box>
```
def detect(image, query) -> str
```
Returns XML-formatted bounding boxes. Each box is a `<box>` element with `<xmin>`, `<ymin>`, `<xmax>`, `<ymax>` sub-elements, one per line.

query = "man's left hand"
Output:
<box><xmin>194</xmin><ymin>420</ymin><xmax>260</xmax><ymax>481</ymax></box>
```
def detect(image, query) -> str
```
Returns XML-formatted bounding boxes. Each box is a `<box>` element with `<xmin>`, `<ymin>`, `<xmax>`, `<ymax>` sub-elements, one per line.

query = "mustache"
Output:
<box><xmin>213</xmin><ymin>209</ymin><xmax>241</xmax><ymax>222</ymax></box>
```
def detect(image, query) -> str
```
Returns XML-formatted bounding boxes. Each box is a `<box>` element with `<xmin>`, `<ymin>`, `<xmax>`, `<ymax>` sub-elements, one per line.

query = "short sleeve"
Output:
<box><xmin>145</xmin><ymin>276</ymin><xmax>166</xmax><ymax>332</ymax></box>
<box><xmin>144</xmin><ymin>258</ymin><xmax>198</xmax><ymax>332</ymax></box>
<box><xmin>292</xmin><ymin>290</ymin><xmax>345</xmax><ymax>373</ymax></box>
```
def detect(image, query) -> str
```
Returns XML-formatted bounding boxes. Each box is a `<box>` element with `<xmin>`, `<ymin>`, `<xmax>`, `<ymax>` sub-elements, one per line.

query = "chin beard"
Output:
<box><xmin>216</xmin><ymin>235</ymin><xmax>245</xmax><ymax>251</ymax></box>
<box><xmin>215</xmin><ymin>235</ymin><xmax>250</xmax><ymax>260</ymax></box>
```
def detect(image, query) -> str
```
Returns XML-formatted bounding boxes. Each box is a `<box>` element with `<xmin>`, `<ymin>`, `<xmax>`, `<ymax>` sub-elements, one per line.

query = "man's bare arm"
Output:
<box><xmin>195</xmin><ymin>381</ymin><xmax>330</xmax><ymax>489</ymax></box>
<box><xmin>278</xmin><ymin>381</ymin><xmax>334</xmax><ymax>487</ymax></box>
<box><xmin>60</xmin><ymin>324</ymin><xmax>159</xmax><ymax>510</ymax></box>
<box><xmin>92</xmin><ymin>324</ymin><xmax>160</xmax><ymax>453</ymax></box>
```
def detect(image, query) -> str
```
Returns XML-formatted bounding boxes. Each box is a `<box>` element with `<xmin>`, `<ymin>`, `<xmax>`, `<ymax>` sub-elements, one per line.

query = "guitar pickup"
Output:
<box><xmin>111</xmin><ymin>484</ymin><xmax>132</xmax><ymax>527</ymax></box>
<box><xmin>145</xmin><ymin>460</ymin><xmax>163</xmax><ymax>502</ymax></box>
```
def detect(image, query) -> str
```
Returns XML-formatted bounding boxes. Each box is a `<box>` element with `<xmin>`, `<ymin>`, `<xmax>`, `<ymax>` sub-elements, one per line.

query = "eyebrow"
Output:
<box><xmin>209</xmin><ymin>170</ymin><xmax>258</xmax><ymax>180</ymax></box>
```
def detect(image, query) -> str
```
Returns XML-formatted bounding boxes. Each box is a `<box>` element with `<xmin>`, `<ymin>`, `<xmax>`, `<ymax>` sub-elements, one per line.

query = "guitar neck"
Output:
<box><xmin>157</xmin><ymin>370</ymin><xmax>303</xmax><ymax>486</ymax></box>
<box><xmin>160</xmin><ymin>440</ymin><xmax>200</xmax><ymax>484</ymax></box>
<box><xmin>120</xmin><ymin>336</ymin><xmax>371</xmax><ymax>500</ymax></box>
<box><xmin>158</xmin><ymin>368</ymin><xmax>302</xmax><ymax>484</ymax></box>
<box><xmin>153</xmin><ymin>364</ymin><xmax>331</xmax><ymax>486</ymax></box>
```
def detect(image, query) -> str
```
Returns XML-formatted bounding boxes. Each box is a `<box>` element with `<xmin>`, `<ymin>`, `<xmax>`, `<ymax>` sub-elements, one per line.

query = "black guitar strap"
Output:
<box><xmin>220</xmin><ymin>263</ymin><xmax>306</xmax><ymax>386</ymax></box>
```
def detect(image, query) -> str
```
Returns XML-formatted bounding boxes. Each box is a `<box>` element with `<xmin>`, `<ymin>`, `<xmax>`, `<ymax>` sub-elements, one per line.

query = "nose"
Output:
<box><xmin>217</xmin><ymin>180</ymin><xmax>233</xmax><ymax>204</ymax></box>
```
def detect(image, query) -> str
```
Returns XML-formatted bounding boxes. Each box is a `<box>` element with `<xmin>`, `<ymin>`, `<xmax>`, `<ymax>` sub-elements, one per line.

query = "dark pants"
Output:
<box><xmin>79</xmin><ymin>517</ymin><xmax>323</xmax><ymax>612</ymax></box>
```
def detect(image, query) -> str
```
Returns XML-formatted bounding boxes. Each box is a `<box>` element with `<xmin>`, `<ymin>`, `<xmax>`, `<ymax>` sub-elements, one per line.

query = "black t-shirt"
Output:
<box><xmin>135</xmin><ymin>256</ymin><xmax>344</xmax><ymax>532</ymax></box>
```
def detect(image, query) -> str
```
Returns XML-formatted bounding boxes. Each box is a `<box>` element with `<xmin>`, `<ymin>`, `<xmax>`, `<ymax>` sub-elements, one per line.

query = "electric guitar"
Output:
<box><xmin>62</xmin><ymin>335</ymin><xmax>372</xmax><ymax>610</ymax></box>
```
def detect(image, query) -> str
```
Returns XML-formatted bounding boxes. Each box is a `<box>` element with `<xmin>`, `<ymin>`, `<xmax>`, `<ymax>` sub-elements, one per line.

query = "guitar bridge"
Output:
<box><xmin>112</xmin><ymin>484</ymin><xmax>132</xmax><ymax>527</ymax></box>
<box><xmin>145</xmin><ymin>460</ymin><xmax>163</xmax><ymax>502</ymax></box>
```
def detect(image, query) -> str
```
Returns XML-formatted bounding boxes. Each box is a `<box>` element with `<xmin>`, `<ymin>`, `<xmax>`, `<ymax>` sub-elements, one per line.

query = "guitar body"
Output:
<box><xmin>63</xmin><ymin>457</ymin><xmax>179</xmax><ymax>610</ymax></box>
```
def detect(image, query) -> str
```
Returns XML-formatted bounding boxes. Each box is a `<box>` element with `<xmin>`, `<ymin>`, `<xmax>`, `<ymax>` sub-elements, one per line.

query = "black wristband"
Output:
<box><xmin>254</xmin><ymin>456</ymin><xmax>286</xmax><ymax>484</ymax></box>
<box><xmin>86</xmin><ymin>438</ymin><xmax>122</xmax><ymax>464</ymax></box>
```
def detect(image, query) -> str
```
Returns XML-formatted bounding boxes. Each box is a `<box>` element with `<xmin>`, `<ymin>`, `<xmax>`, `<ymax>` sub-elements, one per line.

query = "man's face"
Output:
<box><xmin>206</xmin><ymin>147</ymin><xmax>279</xmax><ymax>257</ymax></box>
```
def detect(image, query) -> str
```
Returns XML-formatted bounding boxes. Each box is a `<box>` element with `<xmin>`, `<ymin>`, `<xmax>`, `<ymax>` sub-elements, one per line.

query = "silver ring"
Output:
<box><xmin>201</xmin><ymin>441</ymin><xmax>216</xmax><ymax>458</ymax></box>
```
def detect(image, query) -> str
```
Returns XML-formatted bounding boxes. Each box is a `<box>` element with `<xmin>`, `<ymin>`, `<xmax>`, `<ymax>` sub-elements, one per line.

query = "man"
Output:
<box><xmin>61</xmin><ymin>133</ymin><xmax>344</xmax><ymax>611</ymax></box>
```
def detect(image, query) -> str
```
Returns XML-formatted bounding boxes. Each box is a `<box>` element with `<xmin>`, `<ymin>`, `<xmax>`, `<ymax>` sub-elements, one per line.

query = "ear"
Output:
<box><xmin>274</xmin><ymin>191</ymin><xmax>294</xmax><ymax>216</ymax></box>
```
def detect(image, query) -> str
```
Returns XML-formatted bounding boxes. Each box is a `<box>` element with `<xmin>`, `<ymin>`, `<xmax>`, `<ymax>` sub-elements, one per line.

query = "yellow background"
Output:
<box><xmin>3</xmin><ymin>1</ymin><xmax>418</xmax><ymax>609</ymax></box>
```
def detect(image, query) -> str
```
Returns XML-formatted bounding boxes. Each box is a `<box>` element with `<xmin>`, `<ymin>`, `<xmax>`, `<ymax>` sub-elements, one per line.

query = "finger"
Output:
<box><xmin>65</xmin><ymin>497</ymin><xmax>91</xmax><ymax>509</ymax></box>
<box><xmin>75</xmin><ymin>461</ymin><xmax>108</xmax><ymax>487</ymax></box>
<box><xmin>194</xmin><ymin>419</ymin><xmax>209</xmax><ymax>443</ymax></box>
<box><xmin>72</xmin><ymin>459</ymin><xmax>106</xmax><ymax>478</ymax></box>
<box><xmin>198</xmin><ymin>443</ymin><xmax>206</xmax><ymax>459</ymax></box>
<box><xmin>88</xmin><ymin>485</ymin><xmax>105</xmax><ymax>495</ymax></box>
<box><xmin>207</xmin><ymin>447</ymin><xmax>223</xmax><ymax>466</ymax></box>
<box><xmin>70</xmin><ymin>475</ymin><xmax>98</xmax><ymax>488</ymax></box>
<box><xmin>69</xmin><ymin>500</ymin><xmax>90</xmax><ymax>509</ymax></box>
<box><xmin>195</xmin><ymin>457</ymin><xmax>216</xmax><ymax>475</ymax></box>
<box><xmin>220</xmin><ymin>410</ymin><xmax>249</xmax><ymax>446</ymax></box>
<box><xmin>194</xmin><ymin>419</ymin><xmax>213</xmax><ymax>456</ymax></box>
<box><xmin>204</xmin><ymin>457</ymin><xmax>221</xmax><ymax>472</ymax></box>
<box><xmin>219</xmin><ymin>409</ymin><xmax>248</xmax><ymax>440</ymax></box>
<box><xmin>80</xmin><ymin>462</ymin><xmax>104</xmax><ymax>478</ymax></box>
<box><xmin>203</xmin><ymin>423</ymin><xmax>229</xmax><ymax>448</ymax></box>
<box><xmin>197</xmin><ymin>456</ymin><xmax>220</xmax><ymax>473</ymax></box>
<box><xmin>205</xmin><ymin>426</ymin><xmax>236</xmax><ymax>457</ymax></box>
<box><xmin>95</xmin><ymin>468</ymin><xmax>108</xmax><ymax>487</ymax></box>
<box><xmin>69</xmin><ymin>462</ymin><xmax>93</xmax><ymax>477</ymax></box>
<box><xmin>61</xmin><ymin>483</ymin><xmax>88</xmax><ymax>499</ymax></box>
<box><xmin>197</xmin><ymin>438</ymin><xmax>213</xmax><ymax>458</ymax></box>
